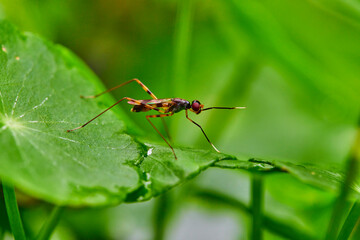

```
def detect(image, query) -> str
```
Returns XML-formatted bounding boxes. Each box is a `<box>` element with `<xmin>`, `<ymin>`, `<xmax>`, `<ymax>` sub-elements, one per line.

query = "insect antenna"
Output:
<box><xmin>202</xmin><ymin>106</ymin><xmax>246</xmax><ymax>111</ymax></box>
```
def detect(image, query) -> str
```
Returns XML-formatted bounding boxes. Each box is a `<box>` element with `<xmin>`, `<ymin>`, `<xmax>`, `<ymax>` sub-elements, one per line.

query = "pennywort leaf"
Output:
<box><xmin>0</xmin><ymin>21</ymin><xmax>231</xmax><ymax>206</ymax></box>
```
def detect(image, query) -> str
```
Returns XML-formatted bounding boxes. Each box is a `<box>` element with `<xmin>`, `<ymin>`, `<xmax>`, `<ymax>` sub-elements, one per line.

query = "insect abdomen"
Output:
<box><xmin>131</xmin><ymin>105</ymin><xmax>151</xmax><ymax>112</ymax></box>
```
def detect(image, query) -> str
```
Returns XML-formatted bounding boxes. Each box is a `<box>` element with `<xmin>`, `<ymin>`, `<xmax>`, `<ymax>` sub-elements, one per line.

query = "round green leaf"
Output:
<box><xmin>0</xmin><ymin>21</ymin><xmax>231</xmax><ymax>206</ymax></box>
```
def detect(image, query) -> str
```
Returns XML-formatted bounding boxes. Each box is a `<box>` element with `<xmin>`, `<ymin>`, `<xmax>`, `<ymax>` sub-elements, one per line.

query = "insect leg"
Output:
<box><xmin>185</xmin><ymin>110</ymin><xmax>220</xmax><ymax>152</ymax></box>
<box><xmin>134</xmin><ymin>103</ymin><xmax>172</xmax><ymax>141</ymax></box>
<box><xmin>161</xmin><ymin>118</ymin><xmax>172</xmax><ymax>143</ymax></box>
<box><xmin>66</xmin><ymin>97</ymin><xmax>141</xmax><ymax>132</ymax></box>
<box><xmin>81</xmin><ymin>78</ymin><xmax>158</xmax><ymax>99</ymax></box>
<box><xmin>81</xmin><ymin>78</ymin><xmax>171</xmax><ymax>143</ymax></box>
<box><xmin>146</xmin><ymin>113</ymin><xmax>177</xmax><ymax>159</ymax></box>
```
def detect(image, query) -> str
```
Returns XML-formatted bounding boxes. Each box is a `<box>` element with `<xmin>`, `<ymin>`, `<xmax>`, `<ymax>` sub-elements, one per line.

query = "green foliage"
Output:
<box><xmin>0</xmin><ymin>21</ymin><xmax>231</xmax><ymax>206</ymax></box>
<box><xmin>2</xmin><ymin>183</ymin><xmax>26</xmax><ymax>240</ymax></box>
<box><xmin>215</xmin><ymin>158</ymin><xmax>360</xmax><ymax>197</ymax></box>
<box><xmin>1</xmin><ymin>0</ymin><xmax>360</xmax><ymax>239</ymax></box>
<box><xmin>0</xmin><ymin>17</ymin><xmax>356</xmax><ymax>208</ymax></box>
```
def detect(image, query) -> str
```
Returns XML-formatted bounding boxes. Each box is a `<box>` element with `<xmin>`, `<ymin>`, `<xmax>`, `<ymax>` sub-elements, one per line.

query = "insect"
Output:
<box><xmin>67</xmin><ymin>79</ymin><xmax>245</xmax><ymax>159</ymax></box>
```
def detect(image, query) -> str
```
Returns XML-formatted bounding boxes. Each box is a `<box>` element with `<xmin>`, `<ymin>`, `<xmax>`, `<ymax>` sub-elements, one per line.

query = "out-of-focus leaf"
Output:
<box><xmin>309</xmin><ymin>0</ymin><xmax>360</xmax><ymax>25</ymax></box>
<box><xmin>222</xmin><ymin>0</ymin><xmax>360</xmax><ymax>109</ymax></box>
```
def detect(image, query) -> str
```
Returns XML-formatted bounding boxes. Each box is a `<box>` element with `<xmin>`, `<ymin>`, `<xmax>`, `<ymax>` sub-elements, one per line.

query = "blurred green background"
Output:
<box><xmin>1</xmin><ymin>0</ymin><xmax>360</xmax><ymax>239</ymax></box>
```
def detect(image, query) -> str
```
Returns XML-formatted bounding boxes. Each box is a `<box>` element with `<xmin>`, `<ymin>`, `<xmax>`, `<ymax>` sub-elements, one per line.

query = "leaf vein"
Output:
<box><xmin>11</xmin><ymin>60</ymin><xmax>35</xmax><ymax>116</ymax></box>
<box><xmin>21</xmin><ymin>125</ymin><xmax>81</xmax><ymax>144</ymax></box>
<box><xmin>0</xmin><ymin>90</ymin><xmax>8</xmax><ymax>117</ymax></box>
<box><xmin>17</xmin><ymin>94</ymin><xmax>53</xmax><ymax>119</ymax></box>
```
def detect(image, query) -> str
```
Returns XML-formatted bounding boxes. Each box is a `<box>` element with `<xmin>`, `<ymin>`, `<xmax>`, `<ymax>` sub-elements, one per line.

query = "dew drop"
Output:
<box><xmin>147</xmin><ymin>148</ymin><xmax>153</xmax><ymax>156</ymax></box>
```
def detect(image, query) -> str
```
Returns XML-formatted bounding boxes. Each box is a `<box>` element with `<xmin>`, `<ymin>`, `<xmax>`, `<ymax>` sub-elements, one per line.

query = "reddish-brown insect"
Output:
<box><xmin>67</xmin><ymin>79</ymin><xmax>246</xmax><ymax>159</ymax></box>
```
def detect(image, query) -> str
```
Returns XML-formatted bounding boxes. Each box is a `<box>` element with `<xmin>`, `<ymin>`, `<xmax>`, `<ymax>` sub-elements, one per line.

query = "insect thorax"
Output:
<box><xmin>169</xmin><ymin>98</ymin><xmax>191</xmax><ymax>113</ymax></box>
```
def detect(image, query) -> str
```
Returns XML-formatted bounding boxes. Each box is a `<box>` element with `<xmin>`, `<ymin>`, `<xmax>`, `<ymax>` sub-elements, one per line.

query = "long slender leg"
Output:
<box><xmin>81</xmin><ymin>78</ymin><xmax>158</xmax><ymax>99</ymax></box>
<box><xmin>161</xmin><ymin>118</ymin><xmax>172</xmax><ymax>142</ymax></box>
<box><xmin>81</xmin><ymin>78</ymin><xmax>172</xmax><ymax>141</ymax></box>
<box><xmin>185</xmin><ymin>110</ymin><xmax>220</xmax><ymax>152</ymax></box>
<box><xmin>146</xmin><ymin>113</ymin><xmax>176</xmax><ymax>159</ymax></box>
<box><xmin>67</xmin><ymin>97</ymin><xmax>143</xmax><ymax>132</ymax></box>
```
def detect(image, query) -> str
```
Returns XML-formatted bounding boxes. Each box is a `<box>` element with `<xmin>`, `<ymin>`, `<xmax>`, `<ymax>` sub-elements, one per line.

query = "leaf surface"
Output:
<box><xmin>215</xmin><ymin>158</ymin><xmax>360</xmax><ymax>197</ymax></box>
<box><xmin>0</xmin><ymin>21</ymin><xmax>231</xmax><ymax>206</ymax></box>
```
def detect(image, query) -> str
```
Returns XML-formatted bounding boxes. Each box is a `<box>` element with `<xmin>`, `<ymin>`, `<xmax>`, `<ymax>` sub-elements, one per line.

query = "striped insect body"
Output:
<box><xmin>67</xmin><ymin>79</ymin><xmax>246</xmax><ymax>160</ymax></box>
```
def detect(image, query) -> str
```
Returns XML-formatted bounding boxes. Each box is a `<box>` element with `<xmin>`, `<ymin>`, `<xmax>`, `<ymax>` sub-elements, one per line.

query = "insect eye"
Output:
<box><xmin>191</xmin><ymin>100</ymin><xmax>200</xmax><ymax>112</ymax></box>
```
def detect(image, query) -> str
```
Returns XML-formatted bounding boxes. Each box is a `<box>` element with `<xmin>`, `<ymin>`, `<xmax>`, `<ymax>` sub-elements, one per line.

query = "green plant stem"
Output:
<box><xmin>0</xmin><ymin>190</ymin><xmax>7</xmax><ymax>240</ymax></box>
<box><xmin>2</xmin><ymin>182</ymin><xmax>26</xmax><ymax>240</ymax></box>
<box><xmin>0</xmin><ymin>227</ymin><xmax>4</xmax><ymax>240</ymax></box>
<box><xmin>251</xmin><ymin>174</ymin><xmax>263</xmax><ymax>240</ymax></box>
<box><xmin>173</xmin><ymin>0</ymin><xmax>193</xmax><ymax>96</ymax></box>
<box><xmin>325</xmin><ymin>122</ymin><xmax>360</xmax><ymax>240</ymax></box>
<box><xmin>337</xmin><ymin>200</ymin><xmax>360</xmax><ymax>240</ymax></box>
<box><xmin>193</xmin><ymin>188</ymin><xmax>316</xmax><ymax>240</ymax></box>
<box><xmin>153</xmin><ymin>194</ymin><xmax>170</xmax><ymax>240</ymax></box>
<box><xmin>36</xmin><ymin>206</ymin><xmax>63</xmax><ymax>240</ymax></box>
